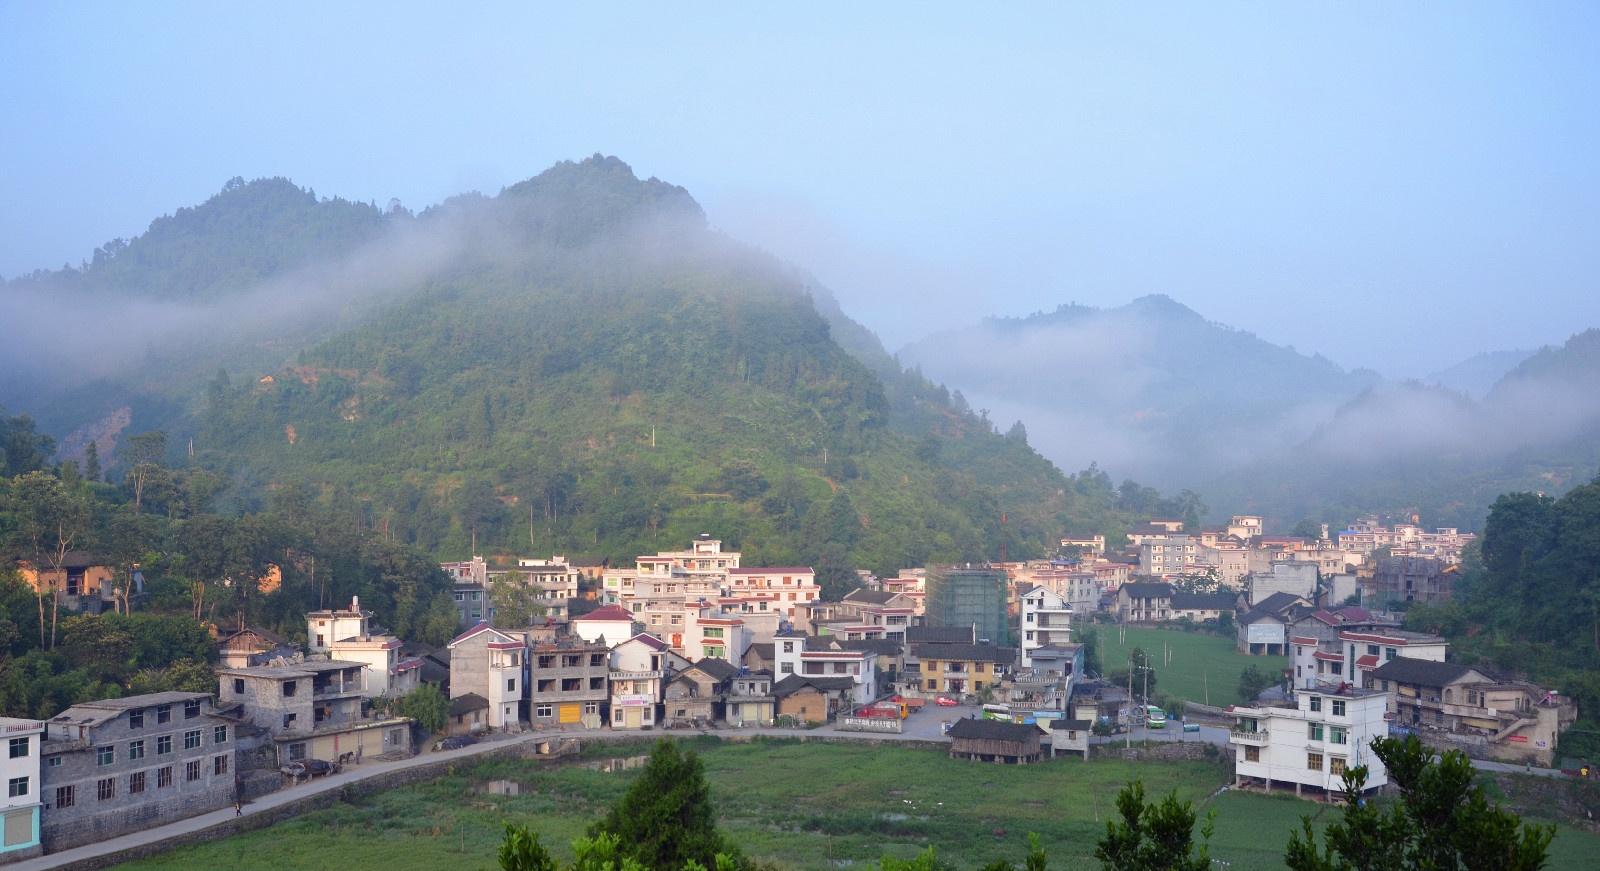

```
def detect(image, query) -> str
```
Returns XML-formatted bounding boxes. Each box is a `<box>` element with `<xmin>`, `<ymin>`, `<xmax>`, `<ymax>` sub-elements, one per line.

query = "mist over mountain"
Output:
<box><xmin>898</xmin><ymin>295</ymin><xmax>1381</xmax><ymax>489</ymax></box>
<box><xmin>0</xmin><ymin>156</ymin><xmax>1154</xmax><ymax>574</ymax></box>
<box><xmin>1425</xmin><ymin>349</ymin><xmax>1534</xmax><ymax>399</ymax></box>
<box><xmin>899</xmin><ymin>297</ymin><xmax>1600</xmax><ymax>529</ymax></box>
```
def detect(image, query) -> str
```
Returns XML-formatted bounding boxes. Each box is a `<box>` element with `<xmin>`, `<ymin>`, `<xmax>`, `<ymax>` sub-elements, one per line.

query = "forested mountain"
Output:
<box><xmin>898</xmin><ymin>295</ymin><xmax>1381</xmax><ymax>489</ymax></box>
<box><xmin>1</xmin><ymin>157</ymin><xmax>1158</xmax><ymax>585</ymax></box>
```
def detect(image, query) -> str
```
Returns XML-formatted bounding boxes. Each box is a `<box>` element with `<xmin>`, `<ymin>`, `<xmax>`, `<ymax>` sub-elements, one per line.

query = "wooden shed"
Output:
<box><xmin>948</xmin><ymin>717</ymin><xmax>1043</xmax><ymax>764</ymax></box>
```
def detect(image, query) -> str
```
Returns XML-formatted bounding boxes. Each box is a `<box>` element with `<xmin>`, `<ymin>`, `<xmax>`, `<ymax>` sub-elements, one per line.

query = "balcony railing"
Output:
<box><xmin>1230</xmin><ymin>729</ymin><xmax>1268</xmax><ymax>744</ymax></box>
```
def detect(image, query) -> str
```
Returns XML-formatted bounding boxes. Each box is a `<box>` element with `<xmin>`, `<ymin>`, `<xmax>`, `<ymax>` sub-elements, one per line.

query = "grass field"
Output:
<box><xmin>1094</xmin><ymin>624</ymin><xmax>1288</xmax><ymax>706</ymax></box>
<box><xmin>111</xmin><ymin>738</ymin><xmax>1600</xmax><ymax>871</ymax></box>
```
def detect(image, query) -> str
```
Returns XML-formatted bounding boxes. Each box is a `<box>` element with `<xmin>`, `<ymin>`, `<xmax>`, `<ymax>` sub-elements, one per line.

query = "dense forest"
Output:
<box><xmin>1405</xmin><ymin>476</ymin><xmax>1600</xmax><ymax>756</ymax></box>
<box><xmin>2</xmin><ymin>157</ymin><xmax>1169</xmax><ymax>592</ymax></box>
<box><xmin>0</xmin><ymin>408</ymin><xmax>457</xmax><ymax>719</ymax></box>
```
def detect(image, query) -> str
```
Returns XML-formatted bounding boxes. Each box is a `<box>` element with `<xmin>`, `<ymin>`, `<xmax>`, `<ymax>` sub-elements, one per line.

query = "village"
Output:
<box><xmin>0</xmin><ymin>516</ymin><xmax>1580</xmax><ymax>864</ymax></box>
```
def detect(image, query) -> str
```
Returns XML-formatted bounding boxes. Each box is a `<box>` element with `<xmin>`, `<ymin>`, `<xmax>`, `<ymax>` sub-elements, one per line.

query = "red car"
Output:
<box><xmin>935</xmin><ymin>696</ymin><xmax>958</xmax><ymax>707</ymax></box>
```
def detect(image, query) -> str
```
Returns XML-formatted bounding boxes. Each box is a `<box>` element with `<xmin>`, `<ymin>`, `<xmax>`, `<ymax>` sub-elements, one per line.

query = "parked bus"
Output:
<box><xmin>981</xmin><ymin>704</ymin><xmax>1012</xmax><ymax>721</ymax></box>
<box><xmin>1145</xmin><ymin>705</ymin><xmax>1167</xmax><ymax>729</ymax></box>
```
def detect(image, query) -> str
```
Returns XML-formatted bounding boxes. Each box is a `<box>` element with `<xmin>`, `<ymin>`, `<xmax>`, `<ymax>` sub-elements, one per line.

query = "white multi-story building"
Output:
<box><xmin>305</xmin><ymin>597</ymin><xmax>372</xmax><ymax>654</ymax></box>
<box><xmin>1018</xmin><ymin>586</ymin><xmax>1072</xmax><ymax>669</ymax></box>
<box><xmin>1139</xmin><ymin>535</ymin><xmax>1197</xmax><ymax>577</ymax></box>
<box><xmin>1293</xmin><ymin>628</ymin><xmax>1448</xmax><ymax>690</ymax></box>
<box><xmin>1230</xmin><ymin>686</ymin><xmax>1390</xmax><ymax>797</ymax></box>
<box><xmin>724</xmin><ymin>567</ymin><xmax>819</xmax><ymax>619</ymax></box>
<box><xmin>773</xmin><ymin>634</ymin><xmax>878</xmax><ymax>706</ymax></box>
<box><xmin>0</xmin><ymin>718</ymin><xmax>42</xmax><ymax>861</ymax></box>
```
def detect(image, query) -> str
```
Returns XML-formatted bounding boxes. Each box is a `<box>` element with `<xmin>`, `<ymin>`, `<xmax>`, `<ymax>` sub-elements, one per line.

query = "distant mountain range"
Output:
<box><xmin>901</xmin><ymin>299</ymin><xmax>1600</xmax><ymax>529</ymax></box>
<box><xmin>0</xmin><ymin>157</ymin><xmax>1151</xmax><ymax>573</ymax></box>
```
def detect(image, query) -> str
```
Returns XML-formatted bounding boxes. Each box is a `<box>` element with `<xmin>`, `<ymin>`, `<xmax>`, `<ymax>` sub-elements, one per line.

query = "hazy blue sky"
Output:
<box><xmin>3</xmin><ymin>3</ymin><xmax>1597</xmax><ymax>376</ymax></box>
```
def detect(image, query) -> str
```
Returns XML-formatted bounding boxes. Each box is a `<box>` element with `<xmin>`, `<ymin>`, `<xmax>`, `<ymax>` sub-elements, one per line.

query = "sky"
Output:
<box><xmin>3</xmin><ymin>3</ymin><xmax>1598</xmax><ymax>377</ymax></box>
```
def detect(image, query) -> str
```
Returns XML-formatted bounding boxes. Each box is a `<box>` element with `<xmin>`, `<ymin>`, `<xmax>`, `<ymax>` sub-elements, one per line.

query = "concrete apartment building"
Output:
<box><xmin>1367</xmin><ymin>658</ymin><xmax>1576</xmax><ymax>767</ymax></box>
<box><xmin>442</xmin><ymin>557</ymin><xmax>493</xmax><ymax>625</ymax></box>
<box><xmin>1018</xmin><ymin>586</ymin><xmax>1071</xmax><ymax>669</ymax></box>
<box><xmin>724</xmin><ymin>567</ymin><xmax>819</xmax><ymax>619</ymax></box>
<box><xmin>530</xmin><ymin>637</ymin><xmax>609</xmax><ymax>729</ymax></box>
<box><xmin>218</xmin><ymin>660</ymin><xmax>412</xmax><ymax>765</ymax></box>
<box><xmin>1116</xmin><ymin>582</ymin><xmax>1173</xmax><ymax>623</ymax></box>
<box><xmin>502</xmin><ymin>556</ymin><xmax>582</xmax><ymax>620</ymax></box>
<box><xmin>773</xmin><ymin>634</ymin><xmax>879</xmax><ymax>705</ymax></box>
<box><xmin>305</xmin><ymin>597</ymin><xmax>371</xmax><ymax>654</ymax></box>
<box><xmin>925</xmin><ymin>565</ymin><xmax>1008</xmax><ymax>645</ymax></box>
<box><xmin>0</xmin><ymin>718</ymin><xmax>43</xmax><ymax>862</ymax></box>
<box><xmin>1370</xmin><ymin>556</ymin><xmax>1456</xmax><ymax>607</ymax></box>
<box><xmin>1230</xmin><ymin>685</ymin><xmax>1390</xmax><ymax>798</ymax></box>
<box><xmin>609</xmin><ymin>634</ymin><xmax>673</xmax><ymax>730</ymax></box>
<box><xmin>40</xmin><ymin>693</ymin><xmax>234</xmax><ymax>851</ymax></box>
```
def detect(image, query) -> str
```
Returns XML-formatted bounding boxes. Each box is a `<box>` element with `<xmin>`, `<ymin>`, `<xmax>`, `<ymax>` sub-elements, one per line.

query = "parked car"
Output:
<box><xmin>435</xmin><ymin>735</ymin><xmax>478</xmax><ymax>751</ymax></box>
<box><xmin>935</xmin><ymin>696</ymin><xmax>958</xmax><ymax>707</ymax></box>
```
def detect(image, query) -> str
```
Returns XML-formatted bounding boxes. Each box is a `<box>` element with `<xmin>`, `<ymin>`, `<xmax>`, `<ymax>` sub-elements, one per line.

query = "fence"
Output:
<box><xmin>838</xmin><ymin>716</ymin><xmax>904</xmax><ymax>734</ymax></box>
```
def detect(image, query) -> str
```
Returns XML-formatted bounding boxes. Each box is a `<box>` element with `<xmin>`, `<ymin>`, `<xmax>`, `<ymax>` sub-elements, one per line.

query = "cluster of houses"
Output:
<box><xmin>0</xmin><ymin>515</ymin><xmax>1571</xmax><ymax>862</ymax></box>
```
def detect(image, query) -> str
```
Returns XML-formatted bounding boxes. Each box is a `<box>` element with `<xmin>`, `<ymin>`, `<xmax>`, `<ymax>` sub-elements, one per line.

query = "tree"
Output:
<box><xmin>393</xmin><ymin>684</ymin><xmax>449</xmax><ymax>735</ymax></box>
<box><xmin>499</xmin><ymin>824</ymin><xmax>560</xmax><ymax>871</ymax></box>
<box><xmin>1284</xmin><ymin>734</ymin><xmax>1554</xmax><ymax>871</ymax></box>
<box><xmin>0</xmin><ymin>409</ymin><xmax>55</xmax><ymax>476</ymax></box>
<box><xmin>1077</xmin><ymin>626</ymin><xmax>1103</xmax><ymax>677</ymax></box>
<box><xmin>7</xmin><ymin>472</ymin><xmax>90</xmax><ymax>649</ymax></box>
<box><xmin>120</xmin><ymin>431</ymin><xmax>168</xmax><ymax>514</ymax></box>
<box><xmin>83</xmin><ymin>441</ymin><xmax>101</xmax><ymax>482</ymax></box>
<box><xmin>418</xmin><ymin>591</ymin><xmax>464</xmax><ymax>647</ymax></box>
<box><xmin>490</xmin><ymin>572</ymin><xmax>548</xmax><ymax>628</ymax></box>
<box><xmin>1238</xmin><ymin>664</ymin><xmax>1274</xmax><ymax>702</ymax></box>
<box><xmin>1095</xmin><ymin>780</ymin><xmax>1213</xmax><ymax>870</ymax></box>
<box><xmin>589</xmin><ymin>739</ymin><xmax>738</xmax><ymax>870</ymax></box>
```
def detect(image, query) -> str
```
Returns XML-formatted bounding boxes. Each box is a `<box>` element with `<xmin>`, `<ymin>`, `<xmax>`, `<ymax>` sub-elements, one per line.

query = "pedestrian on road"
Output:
<box><xmin>234</xmin><ymin>800</ymin><xmax>242</xmax><ymax>817</ymax></box>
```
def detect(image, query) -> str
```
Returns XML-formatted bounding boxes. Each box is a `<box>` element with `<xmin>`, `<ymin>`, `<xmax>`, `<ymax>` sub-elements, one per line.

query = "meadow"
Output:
<box><xmin>111</xmin><ymin>738</ymin><xmax>1600</xmax><ymax>871</ymax></box>
<box><xmin>1093</xmin><ymin>624</ymin><xmax>1288</xmax><ymax>706</ymax></box>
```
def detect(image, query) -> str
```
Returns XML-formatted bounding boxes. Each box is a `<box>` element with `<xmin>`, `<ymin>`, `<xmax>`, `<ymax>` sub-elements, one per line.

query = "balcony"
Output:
<box><xmin>1230</xmin><ymin>729</ymin><xmax>1268</xmax><ymax>744</ymax></box>
<box><xmin>609</xmin><ymin>670</ymin><xmax>661</xmax><ymax>681</ymax></box>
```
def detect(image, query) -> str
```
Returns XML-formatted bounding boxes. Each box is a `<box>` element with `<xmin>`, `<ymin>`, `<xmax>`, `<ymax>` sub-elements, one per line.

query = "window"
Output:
<box><xmin>185</xmin><ymin>760</ymin><xmax>201</xmax><ymax>782</ymax></box>
<box><xmin>129</xmin><ymin>709</ymin><xmax>144</xmax><ymax>729</ymax></box>
<box><xmin>1308</xmin><ymin>723</ymin><xmax>1324</xmax><ymax>741</ymax></box>
<box><xmin>283</xmin><ymin>681</ymin><xmax>297</xmax><ymax>697</ymax></box>
<box><xmin>1332</xmin><ymin>700</ymin><xmax>1346</xmax><ymax>717</ymax></box>
<box><xmin>128</xmin><ymin>739</ymin><xmax>145</xmax><ymax>760</ymax></box>
<box><xmin>288</xmin><ymin>743</ymin><xmax>307</xmax><ymax>761</ymax></box>
<box><xmin>46</xmin><ymin>756</ymin><xmax>60</xmax><ymax>768</ymax></box>
<box><xmin>183</xmin><ymin>730</ymin><xmax>201</xmax><ymax>750</ymax></box>
<box><xmin>157</xmin><ymin>766</ymin><xmax>172</xmax><ymax>788</ymax></box>
<box><xmin>535</xmin><ymin>704</ymin><xmax>553</xmax><ymax>718</ymax></box>
<box><xmin>214</xmin><ymin>755</ymin><xmax>228</xmax><ymax>775</ymax></box>
<box><xmin>506</xmin><ymin>678</ymin><xmax>516</xmax><ymax>693</ymax></box>
<box><xmin>184</xmin><ymin>698</ymin><xmax>201</xmax><ymax>719</ymax></box>
<box><xmin>1309</xmin><ymin>696</ymin><xmax>1322</xmax><ymax>712</ymax></box>
<box><xmin>55</xmin><ymin>785</ymin><xmax>74</xmax><ymax>809</ymax></box>
<box><xmin>157</xmin><ymin>704</ymin><xmax>172</xmax><ymax>724</ymax></box>
<box><xmin>1307</xmin><ymin>753</ymin><xmax>1324</xmax><ymax>771</ymax></box>
<box><xmin>613</xmin><ymin>708</ymin><xmax>624</xmax><ymax>723</ymax></box>
<box><xmin>7</xmin><ymin>777</ymin><xmax>26</xmax><ymax>798</ymax></box>
<box><xmin>780</xmin><ymin>662</ymin><xmax>794</xmax><ymax>674</ymax></box>
<box><xmin>97</xmin><ymin>745</ymin><xmax>115</xmax><ymax>766</ymax></box>
<box><xmin>926</xmin><ymin>679</ymin><xmax>937</xmax><ymax>690</ymax></box>
<box><xmin>97</xmin><ymin>778</ymin><xmax>115</xmax><ymax>801</ymax></box>
<box><xmin>1329</xmin><ymin>727</ymin><xmax>1347</xmax><ymax>745</ymax></box>
<box><xmin>1244</xmin><ymin>745</ymin><xmax>1260</xmax><ymax>762</ymax></box>
<box><xmin>157</xmin><ymin>735</ymin><xmax>173</xmax><ymax>755</ymax></box>
<box><xmin>1330</xmin><ymin>757</ymin><xmax>1347</xmax><ymax>776</ymax></box>
<box><xmin>584</xmin><ymin>702</ymin><xmax>599</xmax><ymax>715</ymax></box>
<box><xmin>282</xmin><ymin>714</ymin><xmax>296</xmax><ymax>729</ymax></box>
<box><xmin>214</xmin><ymin>725</ymin><xmax>228</xmax><ymax>744</ymax></box>
<box><xmin>1385</xmin><ymin>647</ymin><xmax>1397</xmax><ymax>661</ymax></box>
<box><xmin>128</xmin><ymin>771</ymin><xmax>145</xmax><ymax>794</ymax></box>
<box><xmin>7</xmin><ymin>737</ymin><xmax>27</xmax><ymax>759</ymax></box>
<box><xmin>233</xmin><ymin>679</ymin><xmax>245</xmax><ymax>695</ymax></box>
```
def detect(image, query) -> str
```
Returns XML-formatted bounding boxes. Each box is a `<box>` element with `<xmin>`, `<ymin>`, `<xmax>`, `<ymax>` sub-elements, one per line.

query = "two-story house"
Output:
<box><xmin>663</xmin><ymin>658</ymin><xmax>739</xmax><ymax>727</ymax></box>
<box><xmin>0</xmin><ymin>718</ymin><xmax>43</xmax><ymax>862</ymax></box>
<box><xmin>725</xmin><ymin>670</ymin><xmax>774</xmax><ymax>727</ymax></box>
<box><xmin>608</xmin><ymin>633</ymin><xmax>677</xmax><ymax>730</ymax></box>
<box><xmin>1367</xmin><ymin>658</ymin><xmax>1576</xmax><ymax>767</ymax></box>
<box><xmin>1229</xmin><ymin>685</ymin><xmax>1390</xmax><ymax>798</ymax></box>
<box><xmin>39</xmin><ymin>693</ymin><xmax>234</xmax><ymax>851</ymax></box>
<box><xmin>772</xmin><ymin>634</ymin><xmax>878</xmax><ymax>705</ymax></box>
<box><xmin>910</xmin><ymin>642</ymin><xmax>1011</xmax><ymax>696</ymax></box>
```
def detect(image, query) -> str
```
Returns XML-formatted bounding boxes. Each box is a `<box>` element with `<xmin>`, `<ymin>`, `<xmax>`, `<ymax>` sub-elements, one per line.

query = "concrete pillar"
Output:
<box><xmin>1296</xmin><ymin>782</ymin><xmax>1302</xmax><ymax>796</ymax></box>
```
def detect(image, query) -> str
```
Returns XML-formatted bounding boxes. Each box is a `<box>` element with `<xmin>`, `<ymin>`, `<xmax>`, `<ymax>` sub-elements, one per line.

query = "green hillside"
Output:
<box><xmin>4</xmin><ymin>157</ymin><xmax>1154</xmax><ymax>581</ymax></box>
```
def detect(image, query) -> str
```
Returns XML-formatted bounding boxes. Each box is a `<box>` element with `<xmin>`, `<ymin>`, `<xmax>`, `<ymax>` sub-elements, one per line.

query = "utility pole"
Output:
<box><xmin>1126</xmin><ymin>659</ymin><xmax>1134</xmax><ymax>749</ymax></box>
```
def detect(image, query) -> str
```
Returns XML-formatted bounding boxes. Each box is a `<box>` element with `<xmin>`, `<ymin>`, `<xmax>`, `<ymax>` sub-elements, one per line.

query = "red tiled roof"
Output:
<box><xmin>573</xmin><ymin>605</ymin><xmax>635</xmax><ymax>622</ymax></box>
<box><xmin>1313</xmin><ymin>651</ymin><xmax>1344</xmax><ymax>663</ymax></box>
<box><xmin>1355</xmin><ymin>654</ymin><xmax>1379</xmax><ymax>668</ymax></box>
<box><xmin>622</xmin><ymin>632</ymin><xmax>669</xmax><ymax>651</ymax></box>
